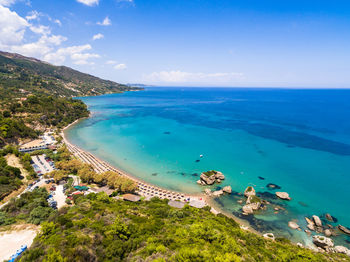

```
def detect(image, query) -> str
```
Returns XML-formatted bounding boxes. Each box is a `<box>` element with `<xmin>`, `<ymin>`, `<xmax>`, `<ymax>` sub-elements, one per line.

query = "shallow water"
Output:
<box><xmin>65</xmin><ymin>87</ymin><xmax>350</xmax><ymax>246</ymax></box>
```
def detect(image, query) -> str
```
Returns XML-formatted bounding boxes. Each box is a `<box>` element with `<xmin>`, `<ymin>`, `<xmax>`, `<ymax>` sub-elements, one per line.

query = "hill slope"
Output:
<box><xmin>0</xmin><ymin>51</ymin><xmax>141</xmax><ymax>98</ymax></box>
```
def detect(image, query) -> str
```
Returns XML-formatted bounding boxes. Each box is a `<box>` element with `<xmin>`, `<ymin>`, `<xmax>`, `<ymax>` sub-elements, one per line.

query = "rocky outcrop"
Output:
<box><xmin>198</xmin><ymin>170</ymin><xmax>225</xmax><ymax>185</ymax></box>
<box><xmin>288</xmin><ymin>221</ymin><xmax>300</xmax><ymax>230</ymax></box>
<box><xmin>275</xmin><ymin>192</ymin><xmax>291</xmax><ymax>200</ymax></box>
<box><xmin>312</xmin><ymin>235</ymin><xmax>334</xmax><ymax>250</ymax></box>
<box><xmin>242</xmin><ymin>195</ymin><xmax>262</xmax><ymax>215</ymax></box>
<box><xmin>338</xmin><ymin>225</ymin><xmax>350</xmax><ymax>235</ymax></box>
<box><xmin>305</xmin><ymin>217</ymin><xmax>315</xmax><ymax>231</ymax></box>
<box><xmin>263</xmin><ymin>233</ymin><xmax>275</xmax><ymax>241</ymax></box>
<box><xmin>222</xmin><ymin>186</ymin><xmax>232</xmax><ymax>194</ymax></box>
<box><xmin>312</xmin><ymin>215</ymin><xmax>323</xmax><ymax>227</ymax></box>
<box><xmin>244</xmin><ymin>186</ymin><xmax>256</xmax><ymax>198</ymax></box>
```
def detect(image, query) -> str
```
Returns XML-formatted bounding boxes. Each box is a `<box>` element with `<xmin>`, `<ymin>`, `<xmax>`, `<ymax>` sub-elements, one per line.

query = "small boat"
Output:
<box><xmin>199</xmin><ymin>154</ymin><xmax>203</xmax><ymax>158</ymax></box>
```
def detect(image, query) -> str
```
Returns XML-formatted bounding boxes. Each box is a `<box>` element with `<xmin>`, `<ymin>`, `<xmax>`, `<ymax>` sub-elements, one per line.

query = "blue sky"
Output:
<box><xmin>0</xmin><ymin>0</ymin><xmax>350</xmax><ymax>87</ymax></box>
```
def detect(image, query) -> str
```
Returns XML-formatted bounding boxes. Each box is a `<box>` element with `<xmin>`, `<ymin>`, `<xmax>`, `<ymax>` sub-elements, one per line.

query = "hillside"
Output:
<box><xmin>0</xmin><ymin>51</ymin><xmax>142</xmax><ymax>98</ymax></box>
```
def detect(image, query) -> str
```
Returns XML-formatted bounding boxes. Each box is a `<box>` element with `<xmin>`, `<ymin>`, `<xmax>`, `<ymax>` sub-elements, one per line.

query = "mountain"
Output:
<box><xmin>0</xmin><ymin>51</ymin><xmax>142</xmax><ymax>98</ymax></box>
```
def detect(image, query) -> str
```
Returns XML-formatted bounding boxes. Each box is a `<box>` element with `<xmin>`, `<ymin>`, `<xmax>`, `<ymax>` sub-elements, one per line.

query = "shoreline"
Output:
<box><xmin>61</xmin><ymin>117</ymin><xmax>259</xmax><ymax>234</ymax></box>
<box><xmin>61</xmin><ymin>119</ymin><xmax>206</xmax><ymax>203</ymax></box>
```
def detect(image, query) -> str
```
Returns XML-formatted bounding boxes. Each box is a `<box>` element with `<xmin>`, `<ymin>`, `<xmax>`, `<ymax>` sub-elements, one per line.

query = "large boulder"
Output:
<box><xmin>312</xmin><ymin>215</ymin><xmax>323</xmax><ymax>227</ymax></box>
<box><xmin>242</xmin><ymin>204</ymin><xmax>254</xmax><ymax>215</ymax></box>
<box><xmin>276</xmin><ymin>192</ymin><xmax>291</xmax><ymax>200</ymax></box>
<box><xmin>244</xmin><ymin>186</ymin><xmax>256</xmax><ymax>197</ymax></box>
<box><xmin>338</xmin><ymin>225</ymin><xmax>350</xmax><ymax>235</ymax></box>
<box><xmin>222</xmin><ymin>186</ymin><xmax>232</xmax><ymax>194</ymax></box>
<box><xmin>312</xmin><ymin>235</ymin><xmax>334</xmax><ymax>249</ymax></box>
<box><xmin>200</xmin><ymin>173</ymin><xmax>216</xmax><ymax>185</ymax></box>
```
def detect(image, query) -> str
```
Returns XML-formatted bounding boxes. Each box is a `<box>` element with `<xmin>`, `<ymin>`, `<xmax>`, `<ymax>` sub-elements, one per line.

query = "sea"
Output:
<box><xmin>65</xmin><ymin>87</ymin><xmax>350</xmax><ymax>247</ymax></box>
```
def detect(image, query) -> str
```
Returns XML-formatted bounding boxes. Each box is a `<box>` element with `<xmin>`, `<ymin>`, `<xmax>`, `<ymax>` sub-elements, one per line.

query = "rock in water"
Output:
<box><xmin>288</xmin><ymin>221</ymin><xmax>300</xmax><ymax>230</ymax></box>
<box><xmin>325</xmin><ymin>213</ymin><xmax>334</xmax><ymax>222</ymax></box>
<box><xmin>244</xmin><ymin>186</ymin><xmax>256</xmax><ymax>197</ymax></box>
<box><xmin>275</xmin><ymin>192</ymin><xmax>291</xmax><ymax>200</ymax></box>
<box><xmin>242</xmin><ymin>204</ymin><xmax>254</xmax><ymax>215</ymax></box>
<box><xmin>222</xmin><ymin>186</ymin><xmax>232</xmax><ymax>194</ymax></box>
<box><xmin>312</xmin><ymin>215</ymin><xmax>323</xmax><ymax>227</ymax></box>
<box><xmin>324</xmin><ymin>229</ymin><xmax>332</xmax><ymax>237</ymax></box>
<box><xmin>338</xmin><ymin>225</ymin><xmax>350</xmax><ymax>235</ymax></box>
<box><xmin>312</xmin><ymin>235</ymin><xmax>334</xmax><ymax>249</ymax></box>
<box><xmin>212</xmin><ymin>190</ymin><xmax>224</xmax><ymax>197</ymax></box>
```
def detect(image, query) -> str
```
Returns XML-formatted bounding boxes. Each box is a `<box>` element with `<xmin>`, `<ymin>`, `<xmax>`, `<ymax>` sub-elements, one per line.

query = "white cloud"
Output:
<box><xmin>30</xmin><ymin>24</ymin><xmax>51</xmax><ymax>35</ymax></box>
<box><xmin>0</xmin><ymin>0</ymin><xmax>16</xmax><ymax>6</ymax></box>
<box><xmin>10</xmin><ymin>34</ymin><xmax>67</xmax><ymax>58</ymax></box>
<box><xmin>106</xmin><ymin>60</ymin><xmax>117</xmax><ymax>64</ymax></box>
<box><xmin>92</xmin><ymin>33</ymin><xmax>104</xmax><ymax>40</ymax></box>
<box><xmin>143</xmin><ymin>70</ymin><xmax>244</xmax><ymax>83</ymax></box>
<box><xmin>76</xmin><ymin>0</ymin><xmax>99</xmax><ymax>6</ymax></box>
<box><xmin>0</xmin><ymin>5</ymin><xmax>29</xmax><ymax>47</ymax></box>
<box><xmin>25</xmin><ymin>10</ymin><xmax>40</xmax><ymax>20</ymax></box>
<box><xmin>114</xmin><ymin>63</ymin><xmax>127</xmax><ymax>70</ymax></box>
<box><xmin>97</xmin><ymin>16</ymin><xmax>111</xmax><ymax>26</ymax></box>
<box><xmin>44</xmin><ymin>44</ymin><xmax>100</xmax><ymax>65</ymax></box>
<box><xmin>53</xmin><ymin>19</ymin><xmax>61</xmax><ymax>26</ymax></box>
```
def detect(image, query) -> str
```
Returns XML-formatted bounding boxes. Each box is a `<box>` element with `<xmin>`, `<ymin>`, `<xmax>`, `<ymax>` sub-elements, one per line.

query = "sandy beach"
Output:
<box><xmin>61</xmin><ymin>121</ymin><xmax>206</xmax><ymax>205</ymax></box>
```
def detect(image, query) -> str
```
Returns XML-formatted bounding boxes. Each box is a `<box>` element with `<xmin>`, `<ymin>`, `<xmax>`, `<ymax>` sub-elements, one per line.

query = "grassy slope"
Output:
<box><xmin>19</xmin><ymin>194</ymin><xmax>350</xmax><ymax>262</ymax></box>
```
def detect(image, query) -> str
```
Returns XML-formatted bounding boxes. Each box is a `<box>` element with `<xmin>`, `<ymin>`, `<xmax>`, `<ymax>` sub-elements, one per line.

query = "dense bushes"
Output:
<box><xmin>18</xmin><ymin>195</ymin><xmax>349</xmax><ymax>262</ymax></box>
<box><xmin>1</xmin><ymin>188</ymin><xmax>55</xmax><ymax>225</ymax></box>
<box><xmin>0</xmin><ymin>155</ymin><xmax>23</xmax><ymax>200</ymax></box>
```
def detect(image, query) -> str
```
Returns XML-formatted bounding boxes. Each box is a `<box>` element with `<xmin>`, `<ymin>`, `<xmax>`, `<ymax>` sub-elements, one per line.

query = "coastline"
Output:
<box><xmin>61</xmin><ymin>117</ymin><xmax>259</xmax><ymax>235</ymax></box>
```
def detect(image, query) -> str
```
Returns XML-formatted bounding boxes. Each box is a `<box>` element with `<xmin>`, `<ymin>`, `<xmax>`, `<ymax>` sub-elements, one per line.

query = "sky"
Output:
<box><xmin>0</xmin><ymin>0</ymin><xmax>350</xmax><ymax>87</ymax></box>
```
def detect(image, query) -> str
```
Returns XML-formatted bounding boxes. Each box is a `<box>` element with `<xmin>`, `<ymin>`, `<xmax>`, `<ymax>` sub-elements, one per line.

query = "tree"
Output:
<box><xmin>43</xmin><ymin>248</ymin><xmax>67</xmax><ymax>262</ymax></box>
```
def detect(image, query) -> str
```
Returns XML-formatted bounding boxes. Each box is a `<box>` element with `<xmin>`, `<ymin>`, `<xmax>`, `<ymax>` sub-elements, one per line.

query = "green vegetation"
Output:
<box><xmin>1</xmin><ymin>188</ymin><xmax>54</xmax><ymax>226</ymax></box>
<box><xmin>18</xmin><ymin>195</ymin><xmax>349</xmax><ymax>261</ymax></box>
<box><xmin>0</xmin><ymin>51</ymin><xmax>142</xmax><ymax>98</ymax></box>
<box><xmin>202</xmin><ymin>170</ymin><xmax>217</xmax><ymax>176</ymax></box>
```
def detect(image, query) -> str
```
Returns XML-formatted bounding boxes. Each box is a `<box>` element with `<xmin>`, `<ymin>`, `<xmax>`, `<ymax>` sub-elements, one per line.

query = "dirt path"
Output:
<box><xmin>0</xmin><ymin>225</ymin><xmax>39</xmax><ymax>261</ymax></box>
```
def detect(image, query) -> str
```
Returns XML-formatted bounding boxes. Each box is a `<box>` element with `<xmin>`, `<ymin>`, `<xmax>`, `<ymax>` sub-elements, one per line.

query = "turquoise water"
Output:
<box><xmin>65</xmin><ymin>87</ymin><xmax>350</xmax><ymax>246</ymax></box>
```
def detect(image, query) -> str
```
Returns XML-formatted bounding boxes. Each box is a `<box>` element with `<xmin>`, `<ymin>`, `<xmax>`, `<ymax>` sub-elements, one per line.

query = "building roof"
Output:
<box><xmin>168</xmin><ymin>200</ymin><xmax>185</xmax><ymax>209</ymax></box>
<box><xmin>123</xmin><ymin>194</ymin><xmax>141</xmax><ymax>202</ymax></box>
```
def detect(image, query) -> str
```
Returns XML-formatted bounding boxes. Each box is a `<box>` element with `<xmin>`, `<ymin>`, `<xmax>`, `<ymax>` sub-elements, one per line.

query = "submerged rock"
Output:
<box><xmin>288</xmin><ymin>221</ymin><xmax>300</xmax><ymax>230</ymax></box>
<box><xmin>266</xmin><ymin>183</ymin><xmax>281</xmax><ymax>190</ymax></box>
<box><xmin>312</xmin><ymin>235</ymin><xmax>334</xmax><ymax>250</ymax></box>
<box><xmin>244</xmin><ymin>186</ymin><xmax>256</xmax><ymax>198</ymax></box>
<box><xmin>276</xmin><ymin>192</ymin><xmax>291</xmax><ymax>200</ymax></box>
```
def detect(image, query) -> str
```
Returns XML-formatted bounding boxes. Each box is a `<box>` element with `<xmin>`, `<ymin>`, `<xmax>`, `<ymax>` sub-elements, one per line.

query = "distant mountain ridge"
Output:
<box><xmin>0</xmin><ymin>51</ymin><xmax>142</xmax><ymax>97</ymax></box>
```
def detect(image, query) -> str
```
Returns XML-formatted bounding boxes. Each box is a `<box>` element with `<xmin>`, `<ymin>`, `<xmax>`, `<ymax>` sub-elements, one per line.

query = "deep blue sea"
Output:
<box><xmin>65</xmin><ymin>87</ymin><xmax>350</xmax><ymax>246</ymax></box>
